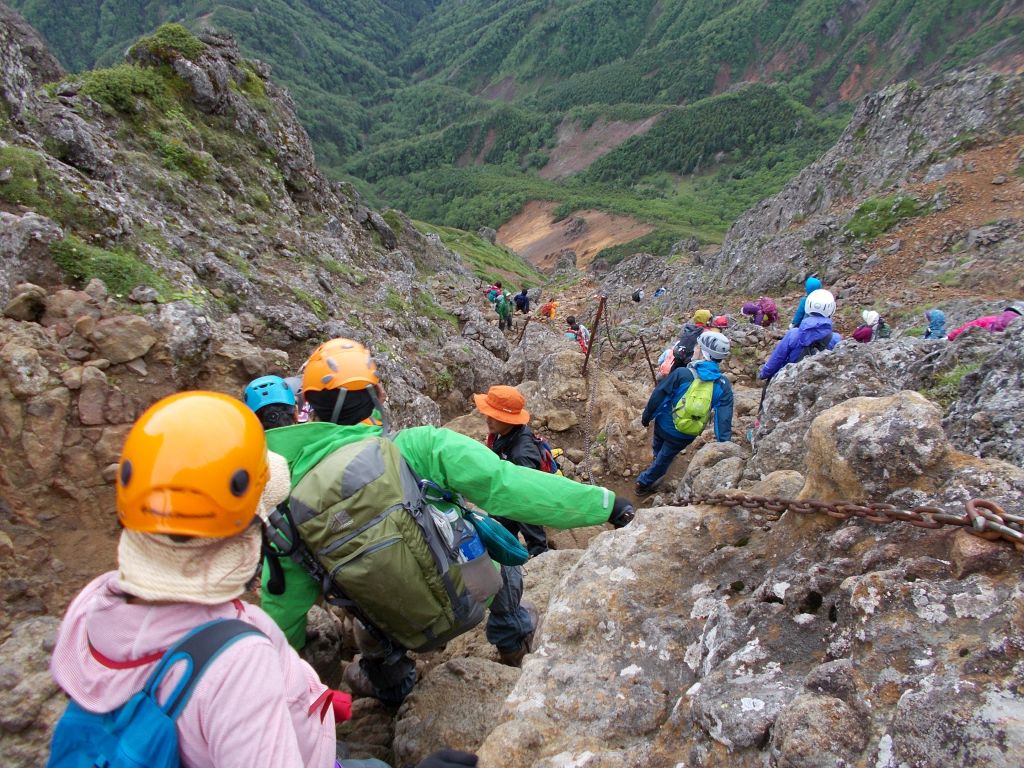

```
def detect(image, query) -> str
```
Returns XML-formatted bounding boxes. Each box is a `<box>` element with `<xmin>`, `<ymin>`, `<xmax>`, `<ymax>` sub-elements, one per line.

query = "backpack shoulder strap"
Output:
<box><xmin>143</xmin><ymin>619</ymin><xmax>264</xmax><ymax>719</ymax></box>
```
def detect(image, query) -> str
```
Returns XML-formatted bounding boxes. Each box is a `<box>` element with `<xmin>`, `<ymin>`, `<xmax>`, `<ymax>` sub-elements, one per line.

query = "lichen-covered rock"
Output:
<box><xmin>0</xmin><ymin>4</ymin><xmax>63</xmax><ymax>122</ymax></box>
<box><xmin>0</xmin><ymin>213</ymin><xmax>63</xmax><ymax>306</ymax></box>
<box><xmin>944</xmin><ymin>324</ymin><xmax>1024</xmax><ymax>466</ymax></box>
<box><xmin>0</xmin><ymin>617</ymin><xmax>64</xmax><ymax>768</ymax></box>
<box><xmin>87</xmin><ymin>316</ymin><xmax>158</xmax><ymax>364</ymax></box>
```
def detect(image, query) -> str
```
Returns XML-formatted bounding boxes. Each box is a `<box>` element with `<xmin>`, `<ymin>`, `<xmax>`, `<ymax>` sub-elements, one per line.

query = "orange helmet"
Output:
<box><xmin>302</xmin><ymin>338</ymin><xmax>378</xmax><ymax>393</ymax></box>
<box><xmin>116</xmin><ymin>392</ymin><xmax>269</xmax><ymax>538</ymax></box>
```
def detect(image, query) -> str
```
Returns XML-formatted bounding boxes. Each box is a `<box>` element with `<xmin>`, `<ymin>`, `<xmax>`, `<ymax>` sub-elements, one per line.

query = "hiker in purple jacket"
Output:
<box><xmin>741</xmin><ymin>297</ymin><xmax>779</xmax><ymax>327</ymax></box>
<box><xmin>760</xmin><ymin>290</ymin><xmax>837</xmax><ymax>380</ymax></box>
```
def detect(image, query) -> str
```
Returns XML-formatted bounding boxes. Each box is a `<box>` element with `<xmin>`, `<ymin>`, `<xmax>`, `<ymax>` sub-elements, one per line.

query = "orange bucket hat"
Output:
<box><xmin>473</xmin><ymin>385</ymin><xmax>530</xmax><ymax>425</ymax></box>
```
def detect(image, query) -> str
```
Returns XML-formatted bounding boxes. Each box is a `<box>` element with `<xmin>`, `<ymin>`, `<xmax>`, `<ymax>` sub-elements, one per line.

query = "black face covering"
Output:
<box><xmin>305</xmin><ymin>388</ymin><xmax>374</xmax><ymax>425</ymax></box>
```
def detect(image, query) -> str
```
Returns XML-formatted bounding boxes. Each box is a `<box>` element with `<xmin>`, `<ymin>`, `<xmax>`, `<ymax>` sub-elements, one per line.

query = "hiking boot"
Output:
<box><xmin>342</xmin><ymin>659</ymin><xmax>376</xmax><ymax>699</ymax></box>
<box><xmin>634</xmin><ymin>482</ymin><xmax>654</xmax><ymax>497</ymax></box>
<box><xmin>498</xmin><ymin>601</ymin><xmax>539</xmax><ymax>667</ymax></box>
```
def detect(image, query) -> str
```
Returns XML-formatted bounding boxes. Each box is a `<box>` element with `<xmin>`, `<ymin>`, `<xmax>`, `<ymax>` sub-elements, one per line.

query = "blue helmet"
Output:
<box><xmin>804</xmin><ymin>275</ymin><xmax>822</xmax><ymax>293</ymax></box>
<box><xmin>244</xmin><ymin>375</ymin><xmax>296</xmax><ymax>413</ymax></box>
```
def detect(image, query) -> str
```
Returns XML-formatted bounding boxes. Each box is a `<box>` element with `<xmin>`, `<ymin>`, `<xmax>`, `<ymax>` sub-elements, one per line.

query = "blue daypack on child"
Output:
<box><xmin>48</xmin><ymin>619</ymin><xmax>263</xmax><ymax>768</ymax></box>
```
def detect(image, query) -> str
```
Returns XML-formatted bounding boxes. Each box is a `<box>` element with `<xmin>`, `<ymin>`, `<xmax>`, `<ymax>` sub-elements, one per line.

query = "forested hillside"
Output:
<box><xmin>11</xmin><ymin>0</ymin><xmax>1022</xmax><ymax>263</ymax></box>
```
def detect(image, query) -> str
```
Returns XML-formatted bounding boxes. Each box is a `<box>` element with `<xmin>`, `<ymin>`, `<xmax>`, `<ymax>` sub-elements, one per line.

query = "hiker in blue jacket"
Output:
<box><xmin>761</xmin><ymin>289</ymin><xmax>837</xmax><ymax>380</ymax></box>
<box><xmin>923</xmin><ymin>308</ymin><xmax>947</xmax><ymax>339</ymax></box>
<box><xmin>790</xmin><ymin>275</ymin><xmax>823</xmax><ymax>328</ymax></box>
<box><xmin>636</xmin><ymin>332</ymin><xmax>734</xmax><ymax>495</ymax></box>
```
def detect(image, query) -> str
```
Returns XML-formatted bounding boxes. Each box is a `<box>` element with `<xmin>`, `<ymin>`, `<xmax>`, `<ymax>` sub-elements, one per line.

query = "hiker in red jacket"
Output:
<box><xmin>947</xmin><ymin>303</ymin><xmax>1023</xmax><ymax>340</ymax></box>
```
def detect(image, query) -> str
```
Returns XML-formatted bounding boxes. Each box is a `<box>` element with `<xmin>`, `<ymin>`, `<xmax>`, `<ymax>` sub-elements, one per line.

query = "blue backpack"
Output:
<box><xmin>48</xmin><ymin>619</ymin><xmax>263</xmax><ymax>768</ymax></box>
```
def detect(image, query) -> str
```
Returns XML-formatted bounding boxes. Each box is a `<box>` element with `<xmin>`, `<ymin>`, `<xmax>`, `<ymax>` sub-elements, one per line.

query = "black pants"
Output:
<box><xmin>495</xmin><ymin>516</ymin><xmax>548</xmax><ymax>557</ymax></box>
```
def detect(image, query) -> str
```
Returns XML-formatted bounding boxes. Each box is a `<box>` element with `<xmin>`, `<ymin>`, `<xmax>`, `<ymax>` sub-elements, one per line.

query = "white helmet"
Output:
<box><xmin>1005</xmin><ymin>302</ymin><xmax>1024</xmax><ymax>316</ymax></box>
<box><xmin>862</xmin><ymin>309</ymin><xmax>879</xmax><ymax>326</ymax></box>
<box><xmin>697</xmin><ymin>331</ymin><xmax>730</xmax><ymax>360</ymax></box>
<box><xmin>805</xmin><ymin>289</ymin><xmax>836</xmax><ymax>318</ymax></box>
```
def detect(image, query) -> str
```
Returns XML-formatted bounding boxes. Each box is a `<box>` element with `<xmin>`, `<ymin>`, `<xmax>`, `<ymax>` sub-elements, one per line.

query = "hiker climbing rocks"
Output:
<box><xmin>513</xmin><ymin>287</ymin><xmax>530</xmax><ymax>314</ymax></box>
<box><xmin>636</xmin><ymin>332</ymin><xmax>734</xmax><ymax>495</ymax></box>
<box><xmin>852</xmin><ymin>309</ymin><xmax>890</xmax><ymax>342</ymax></box>
<box><xmin>494</xmin><ymin>290</ymin><xmax>513</xmax><ymax>331</ymax></box>
<box><xmin>923</xmin><ymin>308</ymin><xmax>947</xmax><ymax>339</ymax></box>
<box><xmin>760</xmin><ymin>289</ymin><xmax>838</xmax><ymax>380</ymax></box>
<box><xmin>670</xmin><ymin>309</ymin><xmax>712</xmax><ymax>371</ymax></box>
<box><xmin>632</xmin><ymin>288</ymin><xmax>644</xmax><ymax>302</ymax></box>
<box><xmin>537</xmin><ymin>301</ymin><xmax>557</xmax><ymax>320</ymax></box>
<box><xmin>740</xmin><ymin>296</ymin><xmax>779</xmax><ymax>327</ymax></box>
<box><xmin>712</xmin><ymin>315</ymin><xmax>729</xmax><ymax>329</ymax></box>
<box><xmin>246</xmin><ymin>375</ymin><xmax>300</xmax><ymax>429</ymax></box>
<box><xmin>474</xmin><ymin>385</ymin><xmax>551</xmax><ymax>558</ymax></box>
<box><xmin>47</xmin><ymin>392</ymin><xmax>362</xmax><ymax>768</ymax></box>
<box><xmin>566</xmin><ymin>315</ymin><xmax>590</xmax><ymax>353</ymax></box>
<box><xmin>790</xmin><ymin>276</ymin><xmax>823</xmax><ymax>328</ymax></box>
<box><xmin>258</xmin><ymin>339</ymin><xmax>635</xmax><ymax>708</ymax></box>
<box><xmin>947</xmin><ymin>303</ymin><xmax>1023</xmax><ymax>340</ymax></box>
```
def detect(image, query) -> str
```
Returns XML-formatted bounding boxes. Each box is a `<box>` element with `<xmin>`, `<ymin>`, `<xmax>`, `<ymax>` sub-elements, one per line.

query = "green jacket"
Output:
<box><xmin>261</xmin><ymin>422</ymin><xmax>616</xmax><ymax>648</ymax></box>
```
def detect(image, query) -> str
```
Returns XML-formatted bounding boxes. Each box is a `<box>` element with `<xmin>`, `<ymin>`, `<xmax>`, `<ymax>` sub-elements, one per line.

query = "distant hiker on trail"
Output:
<box><xmin>852</xmin><ymin>310</ymin><xmax>882</xmax><ymax>343</ymax></box>
<box><xmin>923</xmin><ymin>308</ymin><xmax>947</xmax><ymax>339</ymax></box>
<box><xmin>790</xmin><ymin>276</ymin><xmax>823</xmax><ymax>329</ymax></box>
<box><xmin>947</xmin><ymin>303</ymin><xmax>1023</xmax><ymax>341</ymax></box>
<box><xmin>245</xmin><ymin>375</ymin><xmax>299</xmax><ymax>429</ymax></box>
<box><xmin>632</xmin><ymin>289</ymin><xmax>644</xmax><ymax>302</ymax></box>
<box><xmin>636</xmin><ymin>332</ymin><xmax>734</xmax><ymax>496</ymax></box>
<box><xmin>653</xmin><ymin>286</ymin><xmax>667</xmax><ymax>298</ymax></box>
<box><xmin>484</xmin><ymin>281</ymin><xmax>502</xmax><ymax>303</ymax></box>
<box><xmin>740</xmin><ymin>296</ymin><xmax>779</xmax><ymax>328</ymax></box>
<box><xmin>565</xmin><ymin>315</ymin><xmax>590</xmax><ymax>353</ymax></box>
<box><xmin>258</xmin><ymin>338</ymin><xmax>635</xmax><ymax>708</ymax></box>
<box><xmin>474</xmin><ymin>385</ymin><xmax>550</xmax><ymax>558</ymax></box>
<box><xmin>538</xmin><ymin>301</ymin><xmax>557</xmax><ymax>320</ymax></box>
<box><xmin>494</xmin><ymin>290</ymin><xmax>513</xmax><ymax>331</ymax></box>
<box><xmin>513</xmin><ymin>287</ymin><xmax>530</xmax><ymax>314</ymax></box>
<box><xmin>760</xmin><ymin>289</ymin><xmax>838</xmax><ymax>381</ymax></box>
<box><xmin>670</xmin><ymin>309</ymin><xmax>712</xmax><ymax>371</ymax></box>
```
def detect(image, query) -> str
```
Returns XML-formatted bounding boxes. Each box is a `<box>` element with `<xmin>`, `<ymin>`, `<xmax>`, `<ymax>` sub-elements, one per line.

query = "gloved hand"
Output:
<box><xmin>414</xmin><ymin>750</ymin><xmax>478</xmax><ymax>768</ymax></box>
<box><xmin>609</xmin><ymin>497</ymin><xmax>635</xmax><ymax>529</ymax></box>
<box><xmin>641</xmin><ymin>417</ymin><xmax>650</xmax><ymax>428</ymax></box>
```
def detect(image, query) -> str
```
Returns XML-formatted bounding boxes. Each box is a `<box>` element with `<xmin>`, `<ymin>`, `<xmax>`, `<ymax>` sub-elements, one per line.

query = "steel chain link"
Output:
<box><xmin>677</xmin><ymin>492</ymin><xmax>1024</xmax><ymax>552</ymax></box>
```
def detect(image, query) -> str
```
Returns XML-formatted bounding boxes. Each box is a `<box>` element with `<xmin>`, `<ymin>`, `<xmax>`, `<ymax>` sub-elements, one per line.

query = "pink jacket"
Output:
<box><xmin>50</xmin><ymin>572</ymin><xmax>335</xmax><ymax>768</ymax></box>
<box><xmin>947</xmin><ymin>309</ymin><xmax>1021</xmax><ymax>341</ymax></box>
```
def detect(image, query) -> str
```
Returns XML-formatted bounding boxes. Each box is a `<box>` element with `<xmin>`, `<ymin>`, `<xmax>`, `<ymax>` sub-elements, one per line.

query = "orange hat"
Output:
<box><xmin>117</xmin><ymin>392</ymin><xmax>269</xmax><ymax>539</ymax></box>
<box><xmin>473</xmin><ymin>385</ymin><xmax>530</xmax><ymax>425</ymax></box>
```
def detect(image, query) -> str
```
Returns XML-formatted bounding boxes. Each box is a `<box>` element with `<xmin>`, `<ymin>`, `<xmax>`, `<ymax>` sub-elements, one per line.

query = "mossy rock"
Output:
<box><xmin>128</xmin><ymin>24</ymin><xmax>206</xmax><ymax>64</ymax></box>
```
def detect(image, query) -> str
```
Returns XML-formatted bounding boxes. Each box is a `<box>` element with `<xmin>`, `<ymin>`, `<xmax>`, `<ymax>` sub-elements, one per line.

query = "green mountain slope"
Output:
<box><xmin>12</xmin><ymin>0</ymin><xmax>1021</xmax><ymax>263</ymax></box>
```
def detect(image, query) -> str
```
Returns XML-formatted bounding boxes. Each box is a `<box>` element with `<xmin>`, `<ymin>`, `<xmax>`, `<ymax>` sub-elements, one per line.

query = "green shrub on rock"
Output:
<box><xmin>50</xmin><ymin>235</ymin><xmax>168</xmax><ymax>298</ymax></box>
<box><xmin>129</xmin><ymin>23</ymin><xmax>206</xmax><ymax>62</ymax></box>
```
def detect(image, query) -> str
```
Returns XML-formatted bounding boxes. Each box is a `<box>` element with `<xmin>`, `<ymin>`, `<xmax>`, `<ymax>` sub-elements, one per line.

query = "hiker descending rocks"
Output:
<box><xmin>632</xmin><ymin>289</ymin><xmax>644</xmax><ymax>302</ymax></box>
<box><xmin>760</xmin><ymin>289</ymin><xmax>839</xmax><ymax>380</ymax></box>
<box><xmin>740</xmin><ymin>296</ymin><xmax>779</xmax><ymax>327</ymax></box>
<box><xmin>513</xmin><ymin>287</ymin><xmax>531</xmax><ymax>314</ymax></box>
<box><xmin>790</xmin><ymin>276</ymin><xmax>823</xmax><ymax>328</ymax></box>
<box><xmin>246</xmin><ymin>375</ymin><xmax>300</xmax><ymax>429</ymax></box>
<box><xmin>258</xmin><ymin>339</ymin><xmax>635</xmax><ymax>709</ymax></box>
<box><xmin>923</xmin><ymin>308</ymin><xmax>947</xmax><ymax>339</ymax></box>
<box><xmin>47</xmin><ymin>392</ymin><xmax>361</xmax><ymax>768</ymax></box>
<box><xmin>474</xmin><ymin>385</ymin><xmax>552</xmax><ymax>558</ymax></box>
<box><xmin>852</xmin><ymin>309</ymin><xmax>889</xmax><ymax>342</ymax></box>
<box><xmin>483</xmin><ymin>281</ymin><xmax>502</xmax><ymax>303</ymax></box>
<box><xmin>537</xmin><ymin>301</ymin><xmax>557</xmax><ymax>320</ymax></box>
<box><xmin>494</xmin><ymin>290</ymin><xmax>513</xmax><ymax>332</ymax></box>
<box><xmin>636</xmin><ymin>332</ymin><xmax>734</xmax><ymax>495</ymax></box>
<box><xmin>670</xmin><ymin>309</ymin><xmax>712</xmax><ymax>371</ymax></box>
<box><xmin>565</xmin><ymin>315</ymin><xmax>590</xmax><ymax>353</ymax></box>
<box><xmin>947</xmin><ymin>302</ymin><xmax>1024</xmax><ymax>341</ymax></box>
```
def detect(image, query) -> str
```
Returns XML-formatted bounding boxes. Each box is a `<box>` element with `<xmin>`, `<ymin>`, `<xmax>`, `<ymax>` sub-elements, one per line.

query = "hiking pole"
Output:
<box><xmin>515</xmin><ymin>314</ymin><xmax>531</xmax><ymax>345</ymax></box>
<box><xmin>637</xmin><ymin>333</ymin><xmax>657</xmax><ymax>384</ymax></box>
<box><xmin>582</xmin><ymin>295</ymin><xmax>606</xmax><ymax>376</ymax></box>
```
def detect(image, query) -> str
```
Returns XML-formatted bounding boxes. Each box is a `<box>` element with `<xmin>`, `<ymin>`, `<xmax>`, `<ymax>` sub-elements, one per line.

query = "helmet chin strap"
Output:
<box><xmin>368</xmin><ymin>386</ymin><xmax>390</xmax><ymax>434</ymax></box>
<box><xmin>329</xmin><ymin>389</ymin><xmax>347</xmax><ymax>425</ymax></box>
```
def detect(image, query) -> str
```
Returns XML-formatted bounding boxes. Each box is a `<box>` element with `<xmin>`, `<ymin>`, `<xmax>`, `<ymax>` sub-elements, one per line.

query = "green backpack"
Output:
<box><xmin>266</xmin><ymin>436</ymin><xmax>498</xmax><ymax>653</ymax></box>
<box><xmin>671</xmin><ymin>374</ymin><xmax>715</xmax><ymax>436</ymax></box>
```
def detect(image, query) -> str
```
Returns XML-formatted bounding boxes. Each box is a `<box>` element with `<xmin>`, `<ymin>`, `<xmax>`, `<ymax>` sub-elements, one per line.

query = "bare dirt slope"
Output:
<box><xmin>539</xmin><ymin>114</ymin><xmax>661</xmax><ymax>180</ymax></box>
<box><xmin>496</xmin><ymin>200</ymin><xmax>653</xmax><ymax>269</ymax></box>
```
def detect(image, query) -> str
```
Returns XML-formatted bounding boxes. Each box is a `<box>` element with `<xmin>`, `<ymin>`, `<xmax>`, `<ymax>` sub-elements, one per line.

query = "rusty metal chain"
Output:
<box><xmin>580</xmin><ymin>334</ymin><xmax>599</xmax><ymax>485</ymax></box>
<box><xmin>677</xmin><ymin>492</ymin><xmax>1024</xmax><ymax>552</ymax></box>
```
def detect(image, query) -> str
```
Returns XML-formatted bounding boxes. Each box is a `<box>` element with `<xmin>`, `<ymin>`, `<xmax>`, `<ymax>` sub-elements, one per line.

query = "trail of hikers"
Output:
<box><xmin>44</xmin><ymin>271</ymin><xmax>1023</xmax><ymax>768</ymax></box>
